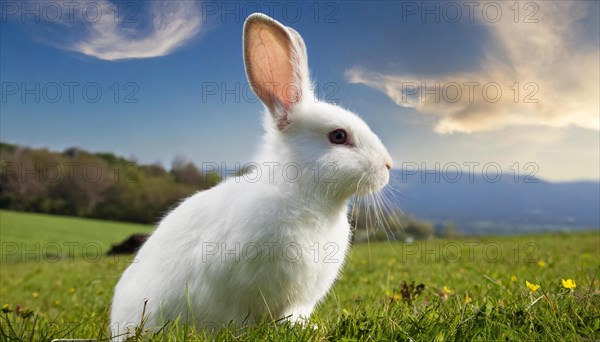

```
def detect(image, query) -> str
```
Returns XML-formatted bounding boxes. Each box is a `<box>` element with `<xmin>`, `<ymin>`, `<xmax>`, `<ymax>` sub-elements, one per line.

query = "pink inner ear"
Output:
<box><xmin>245</xmin><ymin>21</ymin><xmax>300</xmax><ymax>111</ymax></box>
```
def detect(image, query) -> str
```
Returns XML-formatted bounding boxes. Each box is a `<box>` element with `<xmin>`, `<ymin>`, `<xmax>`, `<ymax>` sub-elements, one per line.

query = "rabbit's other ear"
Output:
<box><xmin>243</xmin><ymin>14</ymin><xmax>310</xmax><ymax>129</ymax></box>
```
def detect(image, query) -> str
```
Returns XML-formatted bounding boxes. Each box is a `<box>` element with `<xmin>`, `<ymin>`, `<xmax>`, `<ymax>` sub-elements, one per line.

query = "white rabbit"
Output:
<box><xmin>110</xmin><ymin>13</ymin><xmax>392</xmax><ymax>339</ymax></box>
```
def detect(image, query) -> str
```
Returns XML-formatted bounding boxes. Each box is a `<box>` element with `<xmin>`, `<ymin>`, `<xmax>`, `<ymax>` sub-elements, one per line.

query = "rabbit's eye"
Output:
<box><xmin>329</xmin><ymin>129</ymin><xmax>348</xmax><ymax>145</ymax></box>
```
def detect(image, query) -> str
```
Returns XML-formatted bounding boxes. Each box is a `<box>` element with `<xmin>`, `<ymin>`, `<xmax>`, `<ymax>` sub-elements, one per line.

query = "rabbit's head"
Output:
<box><xmin>244</xmin><ymin>14</ymin><xmax>392</xmax><ymax>200</ymax></box>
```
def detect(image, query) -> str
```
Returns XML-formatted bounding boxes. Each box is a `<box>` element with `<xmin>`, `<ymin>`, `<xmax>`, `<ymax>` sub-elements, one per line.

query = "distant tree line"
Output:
<box><xmin>0</xmin><ymin>143</ymin><xmax>440</xmax><ymax>240</ymax></box>
<box><xmin>0</xmin><ymin>143</ymin><xmax>220</xmax><ymax>224</ymax></box>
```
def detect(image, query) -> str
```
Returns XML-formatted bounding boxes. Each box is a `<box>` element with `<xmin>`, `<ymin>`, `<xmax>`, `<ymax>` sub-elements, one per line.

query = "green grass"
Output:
<box><xmin>1</xmin><ymin>210</ymin><xmax>599</xmax><ymax>341</ymax></box>
<box><xmin>0</xmin><ymin>210</ymin><xmax>153</xmax><ymax>263</ymax></box>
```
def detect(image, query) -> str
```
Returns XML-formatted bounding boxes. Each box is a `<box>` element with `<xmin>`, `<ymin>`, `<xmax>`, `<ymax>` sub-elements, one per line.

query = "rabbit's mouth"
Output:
<box><xmin>356</xmin><ymin>159</ymin><xmax>391</xmax><ymax>195</ymax></box>
<box><xmin>330</xmin><ymin>165</ymin><xmax>390</xmax><ymax>200</ymax></box>
<box><xmin>302</xmin><ymin>164</ymin><xmax>388</xmax><ymax>203</ymax></box>
<box><xmin>355</xmin><ymin>173</ymin><xmax>389</xmax><ymax>196</ymax></box>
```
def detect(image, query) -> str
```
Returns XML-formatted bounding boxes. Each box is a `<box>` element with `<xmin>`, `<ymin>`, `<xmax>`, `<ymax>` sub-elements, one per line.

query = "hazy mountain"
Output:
<box><xmin>388</xmin><ymin>170</ymin><xmax>600</xmax><ymax>235</ymax></box>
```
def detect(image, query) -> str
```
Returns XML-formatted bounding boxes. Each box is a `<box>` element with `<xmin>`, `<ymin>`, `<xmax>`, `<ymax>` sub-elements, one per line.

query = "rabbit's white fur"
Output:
<box><xmin>110</xmin><ymin>13</ymin><xmax>392</xmax><ymax>339</ymax></box>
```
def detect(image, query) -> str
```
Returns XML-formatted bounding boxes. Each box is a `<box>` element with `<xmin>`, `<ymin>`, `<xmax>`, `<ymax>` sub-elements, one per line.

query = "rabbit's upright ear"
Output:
<box><xmin>243</xmin><ymin>14</ymin><xmax>310</xmax><ymax>129</ymax></box>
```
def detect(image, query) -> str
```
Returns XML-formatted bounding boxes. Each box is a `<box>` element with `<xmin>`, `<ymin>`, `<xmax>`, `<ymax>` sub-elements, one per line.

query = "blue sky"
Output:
<box><xmin>1</xmin><ymin>1</ymin><xmax>599</xmax><ymax>181</ymax></box>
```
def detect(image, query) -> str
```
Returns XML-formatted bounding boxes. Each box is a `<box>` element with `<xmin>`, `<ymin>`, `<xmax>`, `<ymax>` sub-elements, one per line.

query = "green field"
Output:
<box><xmin>1</xmin><ymin>210</ymin><xmax>599</xmax><ymax>340</ymax></box>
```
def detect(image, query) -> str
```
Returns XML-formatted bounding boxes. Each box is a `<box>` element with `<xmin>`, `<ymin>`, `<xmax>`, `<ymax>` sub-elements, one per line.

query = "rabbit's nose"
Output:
<box><xmin>385</xmin><ymin>161</ymin><xmax>393</xmax><ymax>170</ymax></box>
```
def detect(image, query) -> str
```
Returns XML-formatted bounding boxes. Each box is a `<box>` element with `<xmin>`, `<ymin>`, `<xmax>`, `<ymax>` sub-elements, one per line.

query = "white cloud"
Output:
<box><xmin>346</xmin><ymin>2</ymin><xmax>599</xmax><ymax>134</ymax></box>
<box><xmin>46</xmin><ymin>1</ymin><xmax>202</xmax><ymax>61</ymax></box>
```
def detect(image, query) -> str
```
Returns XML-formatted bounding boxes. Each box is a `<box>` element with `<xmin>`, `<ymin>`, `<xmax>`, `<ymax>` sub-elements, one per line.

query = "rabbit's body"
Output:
<box><xmin>111</xmin><ymin>13</ymin><xmax>392</xmax><ymax>339</ymax></box>
<box><xmin>111</xmin><ymin>169</ymin><xmax>351</xmax><ymax>331</ymax></box>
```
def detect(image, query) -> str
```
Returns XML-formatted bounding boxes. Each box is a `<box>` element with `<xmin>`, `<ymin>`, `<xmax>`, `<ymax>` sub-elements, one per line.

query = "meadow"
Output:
<box><xmin>0</xmin><ymin>210</ymin><xmax>598</xmax><ymax>341</ymax></box>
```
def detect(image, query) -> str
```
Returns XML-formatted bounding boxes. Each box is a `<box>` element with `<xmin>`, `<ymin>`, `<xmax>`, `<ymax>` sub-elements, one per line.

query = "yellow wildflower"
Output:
<box><xmin>510</xmin><ymin>275</ymin><xmax>517</xmax><ymax>282</ymax></box>
<box><xmin>526</xmin><ymin>280</ymin><xmax>540</xmax><ymax>293</ymax></box>
<box><xmin>443</xmin><ymin>286</ymin><xmax>452</xmax><ymax>295</ymax></box>
<box><xmin>69</xmin><ymin>287</ymin><xmax>76</xmax><ymax>294</ymax></box>
<box><xmin>537</xmin><ymin>260</ymin><xmax>546</xmax><ymax>268</ymax></box>
<box><xmin>465</xmin><ymin>294</ymin><xmax>471</xmax><ymax>304</ymax></box>
<box><xmin>31</xmin><ymin>292</ymin><xmax>39</xmax><ymax>298</ymax></box>
<box><xmin>562</xmin><ymin>279</ymin><xmax>576</xmax><ymax>290</ymax></box>
<box><xmin>393</xmin><ymin>293</ymin><xmax>401</xmax><ymax>301</ymax></box>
